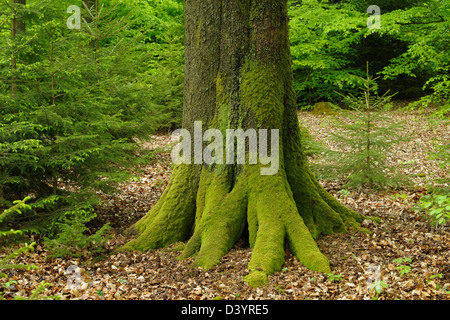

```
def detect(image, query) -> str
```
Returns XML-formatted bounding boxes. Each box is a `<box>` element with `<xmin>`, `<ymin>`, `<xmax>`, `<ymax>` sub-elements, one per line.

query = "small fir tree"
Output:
<box><xmin>320</xmin><ymin>63</ymin><xmax>409</xmax><ymax>189</ymax></box>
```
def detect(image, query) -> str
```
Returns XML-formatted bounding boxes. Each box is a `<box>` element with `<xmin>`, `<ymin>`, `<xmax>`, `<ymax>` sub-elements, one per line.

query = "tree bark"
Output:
<box><xmin>11</xmin><ymin>0</ymin><xmax>26</xmax><ymax>98</ymax></box>
<box><xmin>123</xmin><ymin>0</ymin><xmax>362</xmax><ymax>287</ymax></box>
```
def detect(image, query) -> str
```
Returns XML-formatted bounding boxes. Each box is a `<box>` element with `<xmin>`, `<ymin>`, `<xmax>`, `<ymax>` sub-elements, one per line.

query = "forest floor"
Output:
<box><xmin>1</xmin><ymin>108</ymin><xmax>449</xmax><ymax>300</ymax></box>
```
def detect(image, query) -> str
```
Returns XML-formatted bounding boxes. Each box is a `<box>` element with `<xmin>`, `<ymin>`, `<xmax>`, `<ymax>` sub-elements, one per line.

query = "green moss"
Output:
<box><xmin>194</xmin><ymin>176</ymin><xmax>247</xmax><ymax>270</ymax></box>
<box><xmin>244</xmin><ymin>271</ymin><xmax>268</xmax><ymax>288</ymax></box>
<box><xmin>283</xmin><ymin>203</ymin><xmax>331</xmax><ymax>273</ymax></box>
<box><xmin>121</xmin><ymin>165</ymin><xmax>199</xmax><ymax>252</ymax></box>
<box><xmin>246</xmin><ymin>195</ymin><xmax>258</xmax><ymax>249</ymax></box>
<box><xmin>285</xmin><ymin>158</ymin><xmax>349</xmax><ymax>239</ymax></box>
<box><xmin>125</xmin><ymin>163</ymin><xmax>337</xmax><ymax>286</ymax></box>
<box><xmin>310</xmin><ymin>169</ymin><xmax>363</xmax><ymax>226</ymax></box>
<box><xmin>284</xmin><ymin>139</ymin><xmax>362</xmax><ymax>240</ymax></box>
<box><xmin>246</xmin><ymin>174</ymin><xmax>286</xmax><ymax>275</ymax></box>
<box><xmin>163</xmin><ymin>241</ymin><xmax>185</xmax><ymax>252</ymax></box>
<box><xmin>357</xmin><ymin>226</ymin><xmax>372</xmax><ymax>235</ymax></box>
<box><xmin>238</xmin><ymin>0</ymin><xmax>251</xmax><ymax>17</ymax></box>
<box><xmin>240</xmin><ymin>60</ymin><xmax>284</xmax><ymax>128</ymax></box>
<box><xmin>179</xmin><ymin>166</ymin><xmax>247</xmax><ymax>270</ymax></box>
<box><xmin>215</xmin><ymin>72</ymin><xmax>225</xmax><ymax>100</ymax></box>
<box><xmin>364</xmin><ymin>215</ymin><xmax>381</xmax><ymax>223</ymax></box>
<box><xmin>245</xmin><ymin>166</ymin><xmax>331</xmax><ymax>276</ymax></box>
<box><xmin>194</xmin><ymin>168</ymin><xmax>213</xmax><ymax>228</ymax></box>
<box><xmin>311</xmin><ymin>102</ymin><xmax>338</xmax><ymax>116</ymax></box>
<box><xmin>196</xmin><ymin>17</ymin><xmax>202</xmax><ymax>48</ymax></box>
<box><xmin>178</xmin><ymin>231</ymin><xmax>201</xmax><ymax>260</ymax></box>
<box><xmin>121</xmin><ymin>0</ymin><xmax>363</xmax><ymax>290</ymax></box>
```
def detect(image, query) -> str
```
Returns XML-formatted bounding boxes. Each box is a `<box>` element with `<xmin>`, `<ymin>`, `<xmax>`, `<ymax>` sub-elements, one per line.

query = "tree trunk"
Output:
<box><xmin>82</xmin><ymin>0</ymin><xmax>98</xmax><ymax>49</ymax></box>
<box><xmin>122</xmin><ymin>0</ymin><xmax>362</xmax><ymax>287</ymax></box>
<box><xmin>11</xmin><ymin>0</ymin><xmax>26</xmax><ymax>98</ymax></box>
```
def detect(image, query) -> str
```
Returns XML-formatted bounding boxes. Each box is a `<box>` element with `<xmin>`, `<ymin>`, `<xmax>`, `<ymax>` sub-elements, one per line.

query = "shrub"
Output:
<box><xmin>44</xmin><ymin>216</ymin><xmax>111</xmax><ymax>259</ymax></box>
<box><xmin>414</xmin><ymin>136</ymin><xmax>450</xmax><ymax>229</ymax></box>
<box><xmin>317</xmin><ymin>64</ymin><xmax>409</xmax><ymax>189</ymax></box>
<box><xmin>0</xmin><ymin>0</ymin><xmax>178</xmax><ymax>238</ymax></box>
<box><xmin>0</xmin><ymin>197</ymin><xmax>31</xmax><ymax>239</ymax></box>
<box><xmin>415</xmin><ymin>194</ymin><xmax>450</xmax><ymax>228</ymax></box>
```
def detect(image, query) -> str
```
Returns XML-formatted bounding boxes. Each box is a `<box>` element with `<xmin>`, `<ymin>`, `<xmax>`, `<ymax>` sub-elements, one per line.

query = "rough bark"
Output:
<box><xmin>82</xmin><ymin>0</ymin><xmax>98</xmax><ymax>17</ymax></box>
<box><xmin>122</xmin><ymin>0</ymin><xmax>362</xmax><ymax>287</ymax></box>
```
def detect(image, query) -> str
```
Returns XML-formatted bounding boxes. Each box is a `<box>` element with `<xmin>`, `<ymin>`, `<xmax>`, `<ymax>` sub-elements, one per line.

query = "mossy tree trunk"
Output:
<box><xmin>123</xmin><ymin>0</ymin><xmax>362</xmax><ymax>287</ymax></box>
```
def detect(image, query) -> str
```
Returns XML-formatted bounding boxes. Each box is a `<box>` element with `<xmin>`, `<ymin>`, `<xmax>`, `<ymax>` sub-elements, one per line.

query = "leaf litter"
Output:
<box><xmin>1</xmin><ymin>109</ymin><xmax>449</xmax><ymax>300</ymax></box>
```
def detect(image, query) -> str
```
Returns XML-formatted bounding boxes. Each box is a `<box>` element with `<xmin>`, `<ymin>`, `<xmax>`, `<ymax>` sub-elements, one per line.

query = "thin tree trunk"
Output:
<box><xmin>11</xmin><ymin>0</ymin><xmax>26</xmax><ymax>98</ymax></box>
<box><xmin>0</xmin><ymin>177</ymin><xmax>4</xmax><ymax>211</ymax></box>
<box><xmin>50</xmin><ymin>36</ymin><xmax>55</xmax><ymax>105</ymax></box>
<box><xmin>82</xmin><ymin>0</ymin><xmax>98</xmax><ymax>49</ymax></box>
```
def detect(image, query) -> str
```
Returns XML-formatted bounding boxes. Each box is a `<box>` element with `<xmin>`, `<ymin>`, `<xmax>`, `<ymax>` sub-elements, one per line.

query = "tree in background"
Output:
<box><xmin>289</xmin><ymin>0</ymin><xmax>368</xmax><ymax>105</ymax></box>
<box><xmin>376</xmin><ymin>0</ymin><xmax>450</xmax><ymax>115</ymax></box>
<box><xmin>288</xmin><ymin>0</ymin><xmax>449</xmax><ymax>114</ymax></box>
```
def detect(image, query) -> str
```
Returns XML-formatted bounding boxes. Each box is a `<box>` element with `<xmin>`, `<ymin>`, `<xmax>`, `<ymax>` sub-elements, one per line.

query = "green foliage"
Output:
<box><xmin>1</xmin><ymin>201</ymin><xmax>39</xmax><ymax>297</ymax></box>
<box><xmin>288</xmin><ymin>0</ymin><xmax>450</xmax><ymax>112</ymax></box>
<box><xmin>137</xmin><ymin>0</ymin><xmax>185</xmax><ymax>128</ymax></box>
<box><xmin>0</xmin><ymin>0</ymin><xmax>184</xmax><ymax>239</ymax></box>
<box><xmin>3</xmin><ymin>280</ymin><xmax>60</xmax><ymax>300</ymax></box>
<box><xmin>369</xmin><ymin>279</ymin><xmax>388</xmax><ymax>300</ymax></box>
<box><xmin>0</xmin><ymin>197</ymin><xmax>31</xmax><ymax>238</ymax></box>
<box><xmin>415</xmin><ymin>194</ymin><xmax>450</xmax><ymax>228</ymax></box>
<box><xmin>23</xmin><ymin>281</ymin><xmax>60</xmax><ymax>300</ymax></box>
<box><xmin>289</xmin><ymin>0</ymin><xmax>367</xmax><ymax>105</ymax></box>
<box><xmin>0</xmin><ymin>242</ymin><xmax>38</xmax><ymax>275</ymax></box>
<box><xmin>375</xmin><ymin>0</ymin><xmax>450</xmax><ymax>116</ymax></box>
<box><xmin>414</xmin><ymin>135</ymin><xmax>450</xmax><ymax>229</ymax></box>
<box><xmin>44</xmin><ymin>216</ymin><xmax>111</xmax><ymax>258</ymax></box>
<box><xmin>317</xmin><ymin>65</ymin><xmax>409</xmax><ymax>189</ymax></box>
<box><xmin>393</xmin><ymin>257</ymin><xmax>412</xmax><ymax>276</ymax></box>
<box><xmin>0</xmin><ymin>240</ymin><xmax>57</xmax><ymax>300</ymax></box>
<box><xmin>327</xmin><ymin>272</ymin><xmax>343</xmax><ymax>282</ymax></box>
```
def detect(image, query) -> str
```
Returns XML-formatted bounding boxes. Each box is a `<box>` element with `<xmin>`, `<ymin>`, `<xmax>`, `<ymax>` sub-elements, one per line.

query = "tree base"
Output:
<box><xmin>122</xmin><ymin>163</ymin><xmax>362</xmax><ymax>287</ymax></box>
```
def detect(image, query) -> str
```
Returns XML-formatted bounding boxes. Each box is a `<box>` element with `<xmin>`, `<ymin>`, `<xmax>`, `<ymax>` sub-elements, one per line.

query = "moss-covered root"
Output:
<box><xmin>245</xmin><ymin>171</ymin><xmax>331</xmax><ymax>288</ymax></box>
<box><xmin>177</xmin><ymin>167</ymin><xmax>331</xmax><ymax>288</ymax></box>
<box><xmin>179</xmin><ymin>169</ymin><xmax>248</xmax><ymax>270</ymax></box>
<box><xmin>121</xmin><ymin>165</ymin><xmax>199</xmax><ymax>251</ymax></box>
<box><xmin>308</xmin><ymin>166</ymin><xmax>363</xmax><ymax>228</ymax></box>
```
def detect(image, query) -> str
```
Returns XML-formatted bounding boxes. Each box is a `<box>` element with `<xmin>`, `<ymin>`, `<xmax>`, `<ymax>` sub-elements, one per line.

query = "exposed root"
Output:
<box><xmin>122</xmin><ymin>164</ymin><xmax>361</xmax><ymax>288</ymax></box>
<box><xmin>180</xmin><ymin>166</ymin><xmax>248</xmax><ymax>270</ymax></box>
<box><xmin>244</xmin><ymin>168</ymin><xmax>331</xmax><ymax>287</ymax></box>
<box><xmin>121</xmin><ymin>165</ymin><xmax>199</xmax><ymax>251</ymax></box>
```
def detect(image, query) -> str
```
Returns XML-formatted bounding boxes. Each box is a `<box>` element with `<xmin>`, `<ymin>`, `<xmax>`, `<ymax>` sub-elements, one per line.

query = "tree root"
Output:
<box><xmin>122</xmin><ymin>164</ymin><xmax>361</xmax><ymax>287</ymax></box>
<box><xmin>122</xmin><ymin>165</ymin><xmax>199</xmax><ymax>250</ymax></box>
